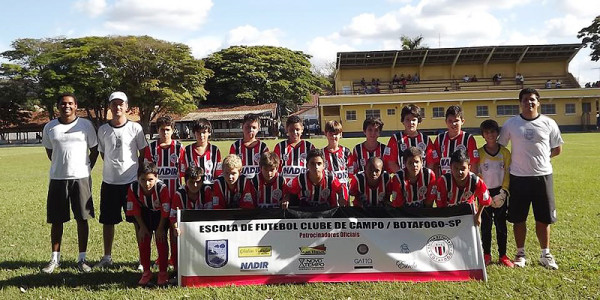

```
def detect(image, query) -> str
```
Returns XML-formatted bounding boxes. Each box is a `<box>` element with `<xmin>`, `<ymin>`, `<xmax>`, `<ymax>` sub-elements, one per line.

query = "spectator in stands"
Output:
<box><xmin>407</xmin><ymin>73</ymin><xmax>412</xmax><ymax>82</ymax></box>
<box><xmin>400</xmin><ymin>74</ymin><xmax>405</xmax><ymax>82</ymax></box>
<box><xmin>585</xmin><ymin>82</ymin><xmax>591</xmax><ymax>88</ymax></box>
<box><xmin>545</xmin><ymin>80</ymin><xmax>552</xmax><ymax>89</ymax></box>
<box><xmin>375</xmin><ymin>79</ymin><xmax>381</xmax><ymax>93</ymax></box>
<box><xmin>555</xmin><ymin>79</ymin><xmax>562</xmax><ymax>88</ymax></box>
<box><xmin>401</xmin><ymin>76</ymin><xmax>407</xmax><ymax>92</ymax></box>
<box><xmin>596</xmin><ymin>111</ymin><xmax>600</xmax><ymax>130</ymax></box>
<box><xmin>463</xmin><ymin>75</ymin><xmax>470</xmax><ymax>82</ymax></box>
<box><xmin>515</xmin><ymin>73</ymin><xmax>524</xmax><ymax>88</ymax></box>
<box><xmin>497</xmin><ymin>73</ymin><xmax>502</xmax><ymax>85</ymax></box>
<box><xmin>444</xmin><ymin>86</ymin><xmax>450</xmax><ymax>91</ymax></box>
<box><xmin>392</xmin><ymin>74</ymin><xmax>400</xmax><ymax>85</ymax></box>
<box><xmin>492</xmin><ymin>74</ymin><xmax>498</xmax><ymax>85</ymax></box>
<box><xmin>360</xmin><ymin>77</ymin><xmax>366</xmax><ymax>88</ymax></box>
<box><xmin>471</xmin><ymin>75</ymin><xmax>478</xmax><ymax>82</ymax></box>
<box><xmin>412</xmin><ymin>73</ymin><xmax>420</xmax><ymax>83</ymax></box>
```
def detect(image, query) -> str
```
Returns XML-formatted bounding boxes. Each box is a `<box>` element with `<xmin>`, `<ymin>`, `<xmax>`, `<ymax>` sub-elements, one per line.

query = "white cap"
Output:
<box><xmin>108</xmin><ymin>91</ymin><xmax>128</xmax><ymax>102</ymax></box>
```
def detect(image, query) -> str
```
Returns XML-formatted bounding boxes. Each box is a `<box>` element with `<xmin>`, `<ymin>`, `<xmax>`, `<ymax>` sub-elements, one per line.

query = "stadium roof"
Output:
<box><xmin>336</xmin><ymin>44</ymin><xmax>582</xmax><ymax>69</ymax></box>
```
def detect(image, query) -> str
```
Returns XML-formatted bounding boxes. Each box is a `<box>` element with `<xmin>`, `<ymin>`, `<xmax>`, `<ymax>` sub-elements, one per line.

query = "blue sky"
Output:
<box><xmin>1</xmin><ymin>0</ymin><xmax>599</xmax><ymax>84</ymax></box>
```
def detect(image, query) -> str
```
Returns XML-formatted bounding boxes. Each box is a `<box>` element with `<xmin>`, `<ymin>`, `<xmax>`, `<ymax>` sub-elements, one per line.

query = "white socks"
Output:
<box><xmin>78</xmin><ymin>252</ymin><xmax>87</xmax><ymax>262</ymax></box>
<box><xmin>516</xmin><ymin>248</ymin><xmax>525</xmax><ymax>257</ymax></box>
<box><xmin>541</xmin><ymin>248</ymin><xmax>550</xmax><ymax>256</ymax></box>
<box><xmin>51</xmin><ymin>251</ymin><xmax>60</xmax><ymax>263</ymax></box>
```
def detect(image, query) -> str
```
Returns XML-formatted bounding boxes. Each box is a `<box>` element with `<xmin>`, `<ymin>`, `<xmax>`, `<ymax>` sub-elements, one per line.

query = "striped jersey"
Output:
<box><xmin>323</xmin><ymin>146</ymin><xmax>351</xmax><ymax>201</ymax></box>
<box><xmin>169</xmin><ymin>186</ymin><xmax>211</xmax><ymax>223</ymax></box>
<box><xmin>125</xmin><ymin>180</ymin><xmax>170</xmax><ymax>218</ymax></box>
<box><xmin>383</xmin><ymin>131</ymin><xmax>432</xmax><ymax>171</ymax></box>
<box><xmin>390</xmin><ymin>167</ymin><xmax>436</xmax><ymax>208</ymax></box>
<box><xmin>205</xmin><ymin>175</ymin><xmax>247</xmax><ymax>209</ymax></box>
<box><xmin>285</xmin><ymin>171</ymin><xmax>344</xmax><ymax>208</ymax></box>
<box><xmin>477</xmin><ymin>145</ymin><xmax>511</xmax><ymax>190</ymax></box>
<box><xmin>241</xmin><ymin>173</ymin><xmax>286</xmax><ymax>208</ymax></box>
<box><xmin>349</xmin><ymin>171</ymin><xmax>393</xmax><ymax>207</ymax></box>
<box><xmin>433</xmin><ymin>172</ymin><xmax>490</xmax><ymax>208</ymax></box>
<box><xmin>348</xmin><ymin>142</ymin><xmax>387</xmax><ymax>176</ymax></box>
<box><xmin>181</xmin><ymin>143</ymin><xmax>222</xmax><ymax>185</ymax></box>
<box><xmin>427</xmin><ymin>131</ymin><xmax>479</xmax><ymax>175</ymax></box>
<box><xmin>144</xmin><ymin>140</ymin><xmax>185</xmax><ymax>197</ymax></box>
<box><xmin>229</xmin><ymin>139</ymin><xmax>269</xmax><ymax>179</ymax></box>
<box><xmin>273</xmin><ymin>140</ymin><xmax>314</xmax><ymax>181</ymax></box>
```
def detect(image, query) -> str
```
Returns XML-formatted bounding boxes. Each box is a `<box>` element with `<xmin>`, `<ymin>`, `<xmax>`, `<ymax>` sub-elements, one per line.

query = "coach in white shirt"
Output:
<box><xmin>498</xmin><ymin>88</ymin><xmax>563</xmax><ymax>270</ymax></box>
<box><xmin>41</xmin><ymin>93</ymin><xmax>99</xmax><ymax>273</ymax></box>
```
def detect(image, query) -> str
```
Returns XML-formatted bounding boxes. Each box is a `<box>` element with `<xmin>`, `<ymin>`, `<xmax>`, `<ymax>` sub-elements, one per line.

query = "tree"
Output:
<box><xmin>578</xmin><ymin>15</ymin><xmax>600</xmax><ymax>62</ymax></box>
<box><xmin>400</xmin><ymin>35</ymin><xmax>428</xmax><ymax>50</ymax></box>
<box><xmin>0</xmin><ymin>79</ymin><xmax>32</xmax><ymax>140</ymax></box>
<box><xmin>311</xmin><ymin>60</ymin><xmax>336</xmax><ymax>95</ymax></box>
<box><xmin>204</xmin><ymin>46</ymin><xmax>328</xmax><ymax>114</ymax></box>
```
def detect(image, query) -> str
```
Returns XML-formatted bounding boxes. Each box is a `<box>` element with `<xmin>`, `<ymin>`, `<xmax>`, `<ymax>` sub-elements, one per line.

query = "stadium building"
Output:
<box><xmin>319</xmin><ymin>44</ymin><xmax>600</xmax><ymax>136</ymax></box>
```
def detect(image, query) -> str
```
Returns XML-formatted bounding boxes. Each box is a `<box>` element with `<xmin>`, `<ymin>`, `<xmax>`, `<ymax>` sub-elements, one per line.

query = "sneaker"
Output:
<box><xmin>41</xmin><ymin>260</ymin><xmax>59</xmax><ymax>274</ymax></box>
<box><xmin>539</xmin><ymin>253</ymin><xmax>559</xmax><ymax>270</ymax></box>
<box><xmin>94</xmin><ymin>256</ymin><xmax>113</xmax><ymax>269</ymax></box>
<box><xmin>138</xmin><ymin>270</ymin><xmax>153</xmax><ymax>286</ymax></box>
<box><xmin>484</xmin><ymin>254</ymin><xmax>492</xmax><ymax>266</ymax></box>
<box><xmin>513</xmin><ymin>254</ymin><xmax>527</xmax><ymax>268</ymax></box>
<box><xmin>499</xmin><ymin>255</ymin><xmax>514</xmax><ymax>268</ymax></box>
<box><xmin>137</xmin><ymin>263</ymin><xmax>144</xmax><ymax>271</ymax></box>
<box><xmin>157</xmin><ymin>271</ymin><xmax>169</xmax><ymax>286</ymax></box>
<box><xmin>168</xmin><ymin>276</ymin><xmax>178</xmax><ymax>286</ymax></box>
<box><xmin>77</xmin><ymin>260</ymin><xmax>92</xmax><ymax>273</ymax></box>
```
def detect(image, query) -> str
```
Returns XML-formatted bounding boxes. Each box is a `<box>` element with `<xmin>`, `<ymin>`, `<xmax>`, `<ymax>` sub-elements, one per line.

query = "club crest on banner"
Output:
<box><xmin>206</xmin><ymin>240</ymin><xmax>228</xmax><ymax>268</ymax></box>
<box><xmin>426</xmin><ymin>234</ymin><xmax>454</xmax><ymax>263</ymax></box>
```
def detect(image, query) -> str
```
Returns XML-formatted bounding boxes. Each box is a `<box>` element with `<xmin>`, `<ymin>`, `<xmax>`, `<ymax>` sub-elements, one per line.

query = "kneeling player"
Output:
<box><xmin>432</xmin><ymin>150</ymin><xmax>490</xmax><ymax>226</ymax></box>
<box><xmin>125</xmin><ymin>162</ymin><xmax>171</xmax><ymax>286</ymax></box>
<box><xmin>206</xmin><ymin>154</ymin><xmax>246</xmax><ymax>209</ymax></box>
<box><xmin>349</xmin><ymin>157</ymin><xmax>393</xmax><ymax>207</ymax></box>
<box><xmin>242</xmin><ymin>152</ymin><xmax>286</xmax><ymax>208</ymax></box>
<box><xmin>283</xmin><ymin>148</ymin><xmax>346</xmax><ymax>208</ymax></box>
<box><xmin>390</xmin><ymin>147</ymin><xmax>436</xmax><ymax>208</ymax></box>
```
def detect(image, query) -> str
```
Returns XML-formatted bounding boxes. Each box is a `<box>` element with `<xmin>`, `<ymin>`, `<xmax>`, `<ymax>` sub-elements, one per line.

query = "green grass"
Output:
<box><xmin>0</xmin><ymin>134</ymin><xmax>598</xmax><ymax>299</ymax></box>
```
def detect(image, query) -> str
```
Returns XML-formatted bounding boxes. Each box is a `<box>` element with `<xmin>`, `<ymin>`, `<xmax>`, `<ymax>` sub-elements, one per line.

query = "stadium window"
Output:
<box><xmin>541</xmin><ymin>104</ymin><xmax>556</xmax><ymax>115</ymax></box>
<box><xmin>420</xmin><ymin>107</ymin><xmax>426</xmax><ymax>119</ymax></box>
<box><xmin>433</xmin><ymin>107</ymin><xmax>445</xmax><ymax>118</ymax></box>
<box><xmin>476</xmin><ymin>105</ymin><xmax>489</xmax><ymax>117</ymax></box>
<box><xmin>366</xmin><ymin>109</ymin><xmax>381</xmax><ymax>119</ymax></box>
<box><xmin>497</xmin><ymin>105</ymin><xmax>519</xmax><ymax>116</ymax></box>
<box><xmin>346</xmin><ymin>110</ymin><xmax>357</xmax><ymax>121</ymax></box>
<box><xmin>565</xmin><ymin>103</ymin><xmax>576</xmax><ymax>114</ymax></box>
<box><xmin>387</xmin><ymin>108</ymin><xmax>396</xmax><ymax>116</ymax></box>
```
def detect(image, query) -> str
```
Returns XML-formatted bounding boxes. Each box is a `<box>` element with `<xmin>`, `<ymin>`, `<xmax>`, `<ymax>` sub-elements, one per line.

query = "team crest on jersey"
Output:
<box><xmin>162</xmin><ymin>203</ymin><xmax>170</xmax><ymax>213</ymax></box>
<box><xmin>448</xmin><ymin>191</ymin><xmax>453</xmax><ymax>200</ymax></box>
<box><xmin>253</xmin><ymin>153</ymin><xmax>261</xmax><ymax>163</ymax></box>
<box><xmin>482</xmin><ymin>163</ymin><xmax>489</xmax><ymax>172</ymax></box>
<box><xmin>384</xmin><ymin>147</ymin><xmax>391</xmax><ymax>156</ymax></box>
<box><xmin>206</xmin><ymin>240</ymin><xmax>228</xmax><ymax>268</ymax></box>
<box><xmin>170</xmin><ymin>154</ymin><xmax>178</xmax><ymax>164</ymax></box>
<box><xmin>473</xmin><ymin>150</ymin><xmax>479</xmax><ymax>158</ymax></box>
<box><xmin>418</xmin><ymin>186</ymin><xmax>427</xmax><ymax>199</ymax></box>
<box><xmin>456</xmin><ymin>144</ymin><xmax>467</xmax><ymax>153</ymax></box>
<box><xmin>272</xmin><ymin>189</ymin><xmax>282</xmax><ymax>200</ymax></box>
<box><xmin>212</xmin><ymin>196</ymin><xmax>219</xmax><ymax>205</ymax></box>
<box><xmin>153</xmin><ymin>155</ymin><xmax>159</xmax><ymax>163</ymax></box>
<box><xmin>418</xmin><ymin>142</ymin><xmax>427</xmax><ymax>151</ymax></box>
<box><xmin>462</xmin><ymin>191</ymin><xmax>473</xmax><ymax>202</ymax></box>
<box><xmin>283</xmin><ymin>153</ymin><xmax>289</xmax><ymax>162</ymax></box>
<box><xmin>360</xmin><ymin>158</ymin><xmax>366</xmax><ymax>166</ymax></box>
<box><xmin>320</xmin><ymin>188</ymin><xmax>330</xmax><ymax>199</ymax></box>
<box><xmin>205</xmin><ymin>160</ymin><xmax>213</xmax><ymax>171</ymax></box>
<box><xmin>432</xmin><ymin>151</ymin><xmax>439</xmax><ymax>159</ymax></box>
<box><xmin>431</xmin><ymin>185</ymin><xmax>438</xmax><ymax>198</ymax></box>
<box><xmin>400</xmin><ymin>144</ymin><xmax>407</xmax><ymax>151</ymax></box>
<box><xmin>153</xmin><ymin>199</ymin><xmax>160</xmax><ymax>209</ymax></box>
<box><xmin>300</xmin><ymin>153</ymin><xmax>307</xmax><ymax>162</ymax></box>
<box><xmin>525</xmin><ymin>129</ymin><xmax>534</xmax><ymax>140</ymax></box>
<box><xmin>243</xmin><ymin>193</ymin><xmax>253</xmax><ymax>203</ymax></box>
<box><xmin>377</xmin><ymin>193</ymin><xmax>385</xmax><ymax>203</ymax></box>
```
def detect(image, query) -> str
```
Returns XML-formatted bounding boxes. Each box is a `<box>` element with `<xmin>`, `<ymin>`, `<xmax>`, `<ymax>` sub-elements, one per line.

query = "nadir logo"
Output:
<box><xmin>299</xmin><ymin>244</ymin><xmax>326</xmax><ymax>255</ymax></box>
<box><xmin>240</xmin><ymin>261</ymin><xmax>269</xmax><ymax>271</ymax></box>
<box><xmin>206</xmin><ymin>240</ymin><xmax>228</xmax><ymax>268</ymax></box>
<box><xmin>426</xmin><ymin>234</ymin><xmax>454</xmax><ymax>263</ymax></box>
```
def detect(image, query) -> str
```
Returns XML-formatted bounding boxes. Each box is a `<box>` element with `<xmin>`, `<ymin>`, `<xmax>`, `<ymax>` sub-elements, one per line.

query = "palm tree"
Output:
<box><xmin>400</xmin><ymin>35</ymin><xmax>428</xmax><ymax>50</ymax></box>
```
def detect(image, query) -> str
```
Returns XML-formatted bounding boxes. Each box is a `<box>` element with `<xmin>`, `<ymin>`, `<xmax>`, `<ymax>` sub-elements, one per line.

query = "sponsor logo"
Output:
<box><xmin>298</xmin><ymin>258</ymin><xmax>324</xmax><ymax>270</ymax></box>
<box><xmin>299</xmin><ymin>244</ymin><xmax>326</xmax><ymax>255</ymax></box>
<box><xmin>396</xmin><ymin>260</ymin><xmax>417</xmax><ymax>269</ymax></box>
<box><xmin>282</xmin><ymin>166</ymin><xmax>305</xmax><ymax>177</ymax></box>
<box><xmin>357</xmin><ymin>244</ymin><xmax>369</xmax><ymax>255</ymax></box>
<box><xmin>157</xmin><ymin>167</ymin><xmax>179</xmax><ymax>176</ymax></box>
<box><xmin>353</xmin><ymin>257</ymin><xmax>373</xmax><ymax>269</ymax></box>
<box><xmin>240</xmin><ymin>261</ymin><xmax>269</xmax><ymax>271</ymax></box>
<box><xmin>400</xmin><ymin>243</ymin><xmax>410</xmax><ymax>254</ymax></box>
<box><xmin>206</xmin><ymin>240</ymin><xmax>228</xmax><ymax>268</ymax></box>
<box><xmin>238</xmin><ymin>246</ymin><xmax>272</xmax><ymax>257</ymax></box>
<box><xmin>426</xmin><ymin>234</ymin><xmax>454</xmax><ymax>263</ymax></box>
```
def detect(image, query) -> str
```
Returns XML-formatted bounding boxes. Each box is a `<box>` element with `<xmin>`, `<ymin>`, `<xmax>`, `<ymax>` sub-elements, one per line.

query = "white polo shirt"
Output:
<box><xmin>498</xmin><ymin>114</ymin><xmax>563</xmax><ymax>177</ymax></box>
<box><xmin>42</xmin><ymin>117</ymin><xmax>98</xmax><ymax>180</ymax></box>
<box><xmin>98</xmin><ymin>120</ymin><xmax>148</xmax><ymax>184</ymax></box>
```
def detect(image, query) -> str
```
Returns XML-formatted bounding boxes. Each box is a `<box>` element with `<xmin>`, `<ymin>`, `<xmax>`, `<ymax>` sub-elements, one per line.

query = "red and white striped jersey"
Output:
<box><xmin>229</xmin><ymin>139</ymin><xmax>269</xmax><ymax>179</ymax></box>
<box><xmin>349</xmin><ymin>171</ymin><xmax>393</xmax><ymax>207</ymax></box>
<box><xmin>285</xmin><ymin>171</ymin><xmax>345</xmax><ymax>208</ymax></box>
<box><xmin>241</xmin><ymin>172</ymin><xmax>286</xmax><ymax>209</ymax></box>
<box><xmin>433</xmin><ymin>172</ymin><xmax>490</xmax><ymax>208</ymax></box>
<box><xmin>323</xmin><ymin>146</ymin><xmax>351</xmax><ymax>200</ymax></box>
<box><xmin>169</xmin><ymin>186</ymin><xmax>211</xmax><ymax>223</ymax></box>
<box><xmin>125</xmin><ymin>180</ymin><xmax>170</xmax><ymax>218</ymax></box>
<box><xmin>273</xmin><ymin>140</ymin><xmax>314</xmax><ymax>181</ymax></box>
<box><xmin>205</xmin><ymin>175</ymin><xmax>247</xmax><ymax>209</ymax></box>
<box><xmin>427</xmin><ymin>131</ymin><xmax>479</xmax><ymax>175</ymax></box>
<box><xmin>144</xmin><ymin>140</ymin><xmax>185</xmax><ymax>197</ymax></box>
<box><xmin>181</xmin><ymin>143</ymin><xmax>222</xmax><ymax>185</ymax></box>
<box><xmin>390</xmin><ymin>167</ymin><xmax>436</xmax><ymax>208</ymax></box>
<box><xmin>383</xmin><ymin>131</ymin><xmax>433</xmax><ymax>171</ymax></box>
<box><xmin>348</xmin><ymin>142</ymin><xmax>386</xmax><ymax>176</ymax></box>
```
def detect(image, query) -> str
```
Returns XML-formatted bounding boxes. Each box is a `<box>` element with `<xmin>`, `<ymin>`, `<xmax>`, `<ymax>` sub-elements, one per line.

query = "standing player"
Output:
<box><xmin>229</xmin><ymin>113</ymin><xmax>269</xmax><ymax>179</ymax></box>
<box><xmin>322</xmin><ymin>120</ymin><xmax>351</xmax><ymax>202</ymax></box>
<box><xmin>433</xmin><ymin>150</ymin><xmax>490</xmax><ymax>226</ymax></box>
<box><xmin>349</xmin><ymin>157</ymin><xmax>394</xmax><ymax>208</ymax></box>
<box><xmin>273</xmin><ymin>115</ymin><xmax>314</xmax><ymax>181</ymax></box>
<box><xmin>427</xmin><ymin>105</ymin><xmax>479</xmax><ymax>176</ymax></box>
<box><xmin>384</xmin><ymin>104</ymin><xmax>432</xmax><ymax>173</ymax></box>
<box><xmin>180</xmin><ymin>118</ymin><xmax>222</xmax><ymax>185</ymax></box>
<box><xmin>241</xmin><ymin>152</ymin><xmax>287</xmax><ymax>209</ymax></box>
<box><xmin>144</xmin><ymin>115</ymin><xmax>185</xmax><ymax>269</ymax></box>
<box><xmin>95</xmin><ymin>91</ymin><xmax>149</xmax><ymax>269</ymax></box>
<box><xmin>283</xmin><ymin>148</ymin><xmax>346</xmax><ymax>208</ymax></box>
<box><xmin>390</xmin><ymin>147</ymin><xmax>436</xmax><ymax>208</ymax></box>
<box><xmin>348</xmin><ymin>117</ymin><xmax>386</xmax><ymax>176</ymax></box>
<box><xmin>206</xmin><ymin>154</ymin><xmax>246</xmax><ymax>209</ymax></box>
<box><xmin>498</xmin><ymin>88</ymin><xmax>563</xmax><ymax>270</ymax></box>
<box><xmin>41</xmin><ymin>93</ymin><xmax>99</xmax><ymax>273</ymax></box>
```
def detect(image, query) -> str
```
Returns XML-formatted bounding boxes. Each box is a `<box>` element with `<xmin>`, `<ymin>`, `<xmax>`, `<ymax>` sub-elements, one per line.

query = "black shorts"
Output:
<box><xmin>134</xmin><ymin>207</ymin><xmax>169</xmax><ymax>232</ymax></box>
<box><xmin>99</xmin><ymin>182</ymin><xmax>134</xmax><ymax>224</ymax></box>
<box><xmin>507</xmin><ymin>174</ymin><xmax>557</xmax><ymax>224</ymax></box>
<box><xmin>47</xmin><ymin>177</ymin><xmax>94</xmax><ymax>223</ymax></box>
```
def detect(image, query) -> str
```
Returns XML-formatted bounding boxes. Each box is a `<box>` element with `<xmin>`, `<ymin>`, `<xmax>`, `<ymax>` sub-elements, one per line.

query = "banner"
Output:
<box><xmin>178</xmin><ymin>205</ymin><xmax>487</xmax><ymax>287</ymax></box>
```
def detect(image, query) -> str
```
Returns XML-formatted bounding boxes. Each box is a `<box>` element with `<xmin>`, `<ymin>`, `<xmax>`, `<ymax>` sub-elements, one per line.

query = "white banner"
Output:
<box><xmin>178</xmin><ymin>210</ymin><xmax>486</xmax><ymax>286</ymax></box>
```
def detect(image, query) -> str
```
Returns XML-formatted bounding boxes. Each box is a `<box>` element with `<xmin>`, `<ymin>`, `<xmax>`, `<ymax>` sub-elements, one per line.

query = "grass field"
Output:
<box><xmin>0</xmin><ymin>134</ymin><xmax>599</xmax><ymax>299</ymax></box>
